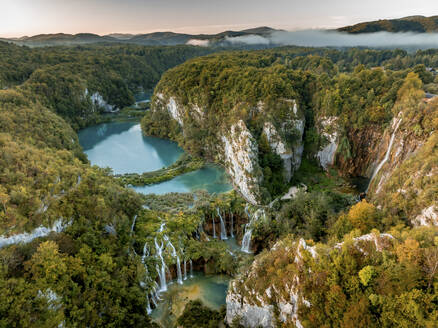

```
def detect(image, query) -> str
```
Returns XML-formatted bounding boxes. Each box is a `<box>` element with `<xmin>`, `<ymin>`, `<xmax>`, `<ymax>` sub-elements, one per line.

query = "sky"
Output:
<box><xmin>1</xmin><ymin>0</ymin><xmax>438</xmax><ymax>37</ymax></box>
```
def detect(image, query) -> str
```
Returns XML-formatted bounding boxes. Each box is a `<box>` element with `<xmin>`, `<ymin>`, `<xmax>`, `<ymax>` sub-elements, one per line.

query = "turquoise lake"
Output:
<box><xmin>78</xmin><ymin>120</ymin><xmax>232</xmax><ymax>194</ymax></box>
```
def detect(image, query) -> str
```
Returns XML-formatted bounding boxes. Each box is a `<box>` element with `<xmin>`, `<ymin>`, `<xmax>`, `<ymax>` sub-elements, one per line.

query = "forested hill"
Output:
<box><xmin>0</xmin><ymin>40</ymin><xmax>437</xmax><ymax>327</ymax></box>
<box><xmin>142</xmin><ymin>46</ymin><xmax>438</xmax><ymax>326</ymax></box>
<box><xmin>339</xmin><ymin>15</ymin><xmax>438</xmax><ymax>34</ymax></box>
<box><xmin>0</xmin><ymin>42</ymin><xmax>218</xmax><ymax>327</ymax></box>
<box><xmin>0</xmin><ymin>42</ymin><xmax>212</xmax><ymax>129</ymax></box>
<box><xmin>0</xmin><ymin>26</ymin><xmax>279</xmax><ymax>47</ymax></box>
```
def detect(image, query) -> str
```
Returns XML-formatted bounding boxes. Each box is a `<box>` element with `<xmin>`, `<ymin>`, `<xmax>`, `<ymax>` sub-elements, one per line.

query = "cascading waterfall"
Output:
<box><xmin>154</xmin><ymin>238</ymin><xmax>167</xmax><ymax>292</ymax></box>
<box><xmin>175</xmin><ymin>256</ymin><xmax>183</xmax><ymax>285</ymax></box>
<box><xmin>146</xmin><ymin>295</ymin><xmax>152</xmax><ymax>314</ymax></box>
<box><xmin>366</xmin><ymin>117</ymin><xmax>403</xmax><ymax>193</ymax></box>
<box><xmin>183</xmin><ymin>260</ymin><xmax>187</xmax><ymax>280</ymax></box>
<box><xmin>130</xmin><ymin>215</ymin><xmax>137</xmax><ymax>235</ymax></box>
<box><xmin>165</xmin><ymin>237</ymin><xmax>183</xmax><ymax>285</ymax></box>
<box><xmin>217</xmin><ymin>208</ymin><xmax>228</xmax><ymax>240</ymax></box>
<box><xmin>241</xmin><ymin>225</ymin><xmax>253</xmax><ymax>253</ymax></box>
<box><xmin>158</xmin><ymin>222</ymin><xmax>165</xmax><ymax>232</ymax></box>
<box><xmin>241</xmin><ymin>205</ymin><xmax>252</xmax><ymax>253</ymax></box>
<box><xmin>190</xmin><ymin>259</ymin><xmax>193</xmax><ymax>278</ymax></box>
<box><xmin>212</xmin><ymin>216</ymin><xmax>216</xmax><ymax>239</ymax></box>
<box><xmin>141</xmin><ymin>243</ymin><xmax>149</xmax><ymax>264</ymax></box>
<box><xmin>241</xmin><ymin>207</ymin><xmax>265</xmax><ymax>253</ymax></box>
<box><xmin>230</xmin><ymin>211</ymin><xmax>234</xmax><ymax>238</ymax></box>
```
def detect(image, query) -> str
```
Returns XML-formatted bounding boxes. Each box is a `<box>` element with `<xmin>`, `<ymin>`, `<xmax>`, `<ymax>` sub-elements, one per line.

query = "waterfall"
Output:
<box><xmin>183</xmin><ymin>260</ymin><xmax>187</xmax><ymax>280</ymax></box>
<box><xmin>241</xmin><ymin>225</ymin><xmax>253</xmax><ymax>253</ymax></box>
<box><xmin>241</xmin><ymin>208</ymin><xmax>265</xmax><ymax>253</ymax></box>
<box><xmin>212</xmin><ymin>216</ymin><xmax>216</xmax><ymax>239</ymax></box>
<box><xmin>217</xmin><ymin>208</ymin><xmax>228</xmax><ymax>240</ymax></box>
<box><xmin>150</xmin><ymin>284</ymin><xmax>159</xmax><ymax>305</ymax></box>
<box><xmin>154</xmin><ymin>238</ymin><xmax>167</xmax><ymax>292</ymax></box>
<box><xmin>244</xmin><ymin>204</ymin><xmax>250</xmax><ymax>219</ymax></box>
<box><xmin>146</xmin><ymin>295</ymin><xmax>152</xmax><ymax>314</ymax></box>
<box><xmin>141</xmin><ymin>243</ymin><xmax>149</xmax><ymax>264</ymax></box>
<box><xmin>130</xmin><ymin>215</ymin><xmax>137</xmax><ymax>235</ymax></box>
<box><xmin>230</xmin><ymin>211</ymin><xmax>234</xmax><ymax>238</ymax></box>
<box><xmin>241</xmin><ymin>205</ymin><xmax>252</xmax><ymax>253</ymax></box>
<box><xmin>165</xmin><ymin>237</ymin><xmax>183</xmax><ymax>285</ymax></box>
<box><xmin>366</xmin><ymin>117</ymin><xmax>402</xmax><ymax>193</ymax></box>
<box><xmin>176</xmin><ymin>256</ymin><xmax>183</xmax><ymax>285</ymax></box>
<box><xmin>190</xmin><ymin>259</ymin><xmax>193</xmax><ymax>278</ymax></box>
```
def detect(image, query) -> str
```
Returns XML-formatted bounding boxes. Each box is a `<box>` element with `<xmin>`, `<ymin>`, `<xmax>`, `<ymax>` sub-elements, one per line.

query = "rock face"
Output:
<box><xmin>222</xmin><ymin>120</ymin><xmax>262</xmax><ymax>204</ymax></box>
<box><xmin>226</xmin><ymin>234</ymin><xmax>394</xmax><ymax>328</ymax></box>
<box><xmin>149</xmin><ymin>94</ymin><xmax>304</xmax><ymax>204</ymax></box>
<box><xmin>226</xmin><ymin>238</ymin><xmax>315</xmax><ymax>328</ymax></box>
<box><xmin>317</xmin><ymin>116</ymin><xmax>339</xmax><ymax>170</ymax></box>
<box><xmin>157</xmin><ymin>93</ymin><xmax>184</xmax><ymax>126</ymax></box>
<box><xmin>262</xmin><ymin>100</ymin><xmax>305</xmax><ymax>181</ymax></box>
<box><xmin>85</xmin><ymin>89</ymin><xmax>118</xmax><ymax>113</ymax></box>
<box><xmin>413</xmin><ymin>205</ymin><xmax>438</xmax><ymax>226</ymax></box>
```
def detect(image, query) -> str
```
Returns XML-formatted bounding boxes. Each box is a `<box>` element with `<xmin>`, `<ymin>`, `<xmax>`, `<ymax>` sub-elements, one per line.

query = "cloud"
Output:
<box><xmin>269</xmin><ymin>30</ymin><xmax>438</xmax><ymax>48</ymax></box>
<box><xmin>186</xmin><ymin>39</ymin><xmax>210</xmax><ymax>47</ymax></box>
<box><xmin>224</xmin><ymin>34</ymin><xmax>270</xmax><ymax>45</ymax></box>
<box><xmin>219</xmin><ymin>29</ymin><xmax>438</xmax><ymax>49</ymax></box>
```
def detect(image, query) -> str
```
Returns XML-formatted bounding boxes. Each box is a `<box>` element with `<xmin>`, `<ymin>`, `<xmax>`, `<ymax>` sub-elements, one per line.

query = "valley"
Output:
<box><xmin>0</xmin><ymin>36</ymin><xmax>436</xmax><ymax>328</ymax></box>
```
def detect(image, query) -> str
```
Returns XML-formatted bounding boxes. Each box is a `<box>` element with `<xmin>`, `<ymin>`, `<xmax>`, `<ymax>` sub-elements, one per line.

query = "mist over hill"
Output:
<box><xmin>4</xmin><ymin>23</ymin><xmax>438</xmax><ymax>51</ymax></box>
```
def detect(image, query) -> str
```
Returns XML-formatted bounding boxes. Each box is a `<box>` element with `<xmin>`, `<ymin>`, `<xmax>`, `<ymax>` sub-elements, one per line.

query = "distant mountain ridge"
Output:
<box><xmin>1</xmin><ymin>26</ymin><xmax>280</xmax><ymax>47</ymax></box>
<box><xmin>339</xmin><ymin>15</ymin><xmax>438</xmax><ymax>33</ymax></box>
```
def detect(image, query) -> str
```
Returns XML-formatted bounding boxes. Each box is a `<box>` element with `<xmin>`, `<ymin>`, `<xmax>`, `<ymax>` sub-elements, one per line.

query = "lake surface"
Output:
<box><xmin>150</xmin><ymin>273</ymin><xmax>230</xmax><ymax>327</ymax></box>
<box><xmin>78</xmin><ymin>121</ymin><xmax>232</xmax><ymax>193</ymax></box>
<box><xmin>79</xmin><ymin>122</ymin><xmax>184</xmax><ymax>174</ymax></box>
<box><xmin>133</xmin><ymin>164</ymin><xmax>232</xmax><ymax>195</ymax></box>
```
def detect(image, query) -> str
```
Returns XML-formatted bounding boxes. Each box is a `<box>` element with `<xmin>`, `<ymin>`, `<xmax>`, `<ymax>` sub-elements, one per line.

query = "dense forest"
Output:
<box><xmin>0</xmin><ymin>40</ymin><xmax>436</xmax><ymax>327</ymax></box>
<box><xmin>0</xmin><ymin>42</ymin><xmax>213</xmax><ymax>129</ymax></box>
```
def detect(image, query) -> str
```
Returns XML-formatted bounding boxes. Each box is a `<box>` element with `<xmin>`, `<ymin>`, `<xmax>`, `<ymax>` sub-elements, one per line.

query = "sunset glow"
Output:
<box><xmin>1</xmin><ymin>0</ymin><xmax>438</xmax><ymax>37</ymax></box>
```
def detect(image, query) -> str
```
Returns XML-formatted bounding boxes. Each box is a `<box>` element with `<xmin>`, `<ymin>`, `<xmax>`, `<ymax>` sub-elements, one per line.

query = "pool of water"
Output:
<box><xmin>151</xmin><ymin>273</ymin><xmax>230</xmax><ymax>327</ymax></box>
<box><xmin>133</xmin><ymin>164</ymin><xmax>232</xmax><ymax>195</ymax></box>
<box><xmin>78</xmin><ymin>121</ymin><xmax>183</xmax><ymax>174</ymax></box>
<box><xmin>78</xmin><ymin>121</ymin><xmax>232</xmax><ymax>195</ymax></box>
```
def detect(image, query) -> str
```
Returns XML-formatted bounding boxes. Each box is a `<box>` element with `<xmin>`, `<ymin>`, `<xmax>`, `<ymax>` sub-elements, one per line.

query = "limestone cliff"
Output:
<box><xmin>84</xmin><ymin>88</ymin><xmax>119</xmax><ymax>113</ymax></box>
<box><xmin>222</xmin><ymin>120</ymin><xmax>262</xmax><ymax>204</ymax></box>
<box><xmin>316</xmin><ymin>116</ymin><xmax>340</xmax><ymax>170</ymax></box>
<box><xmin>262</xmin><ymin>99</ymin><xmax>305</xmax><ymax>181</ymax></box>
<box><xmin>314</xmin><ymin>108</ymin><xmax>436</xmax><ymax>226</ymax></box>
<box><xmin>226</xmin><ymin>233</ymin><xmax>394</xmax><ymax>328</ymax></box>
<box><xmin>148</xmin><ymin>93</ymin><xmax>305</xmax><ymax>204</ymax></box>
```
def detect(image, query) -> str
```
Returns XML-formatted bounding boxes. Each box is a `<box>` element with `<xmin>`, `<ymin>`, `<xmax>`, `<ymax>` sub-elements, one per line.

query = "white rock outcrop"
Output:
<box><xmin>226</xmin><ymin>234</ymin><xmax>394</xmax><ymax>327</ymax></box>
<box><xmin>85</xmin><ymin>89</ymin><xmax>118</xmax><ymax>113</ymax></box>
<box><xmin>281</xmin><ymin>184</ymin><xmax>307</xmax><ymax>201</ymax></box>
<box><xmin>226</xmin><ymin>239</ymin><xmax>315</xmax><ymax>328</ymax></box>
<box><xmin>413</xmin><ymin>205</ymin><xmax>438</xmax><ymax>226</ymax></box>
<box><xmin>222</xmin><ymin>120</ymin><xmax>261</xmax><ymax>204</ymax></box>
<box><xmin>262</xmin><ymin>100</ymin><xmax>305</xmax><ymax>181</ymax></box>
<box><xmin>317</xmin><ymin>116</ymin><xmax>339</xmax><ymax>170</ymax></box>
<box><xmin>155</xmin><ymin>93</ymin><xmax>186</xmax><ymax>126</ymax></box>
